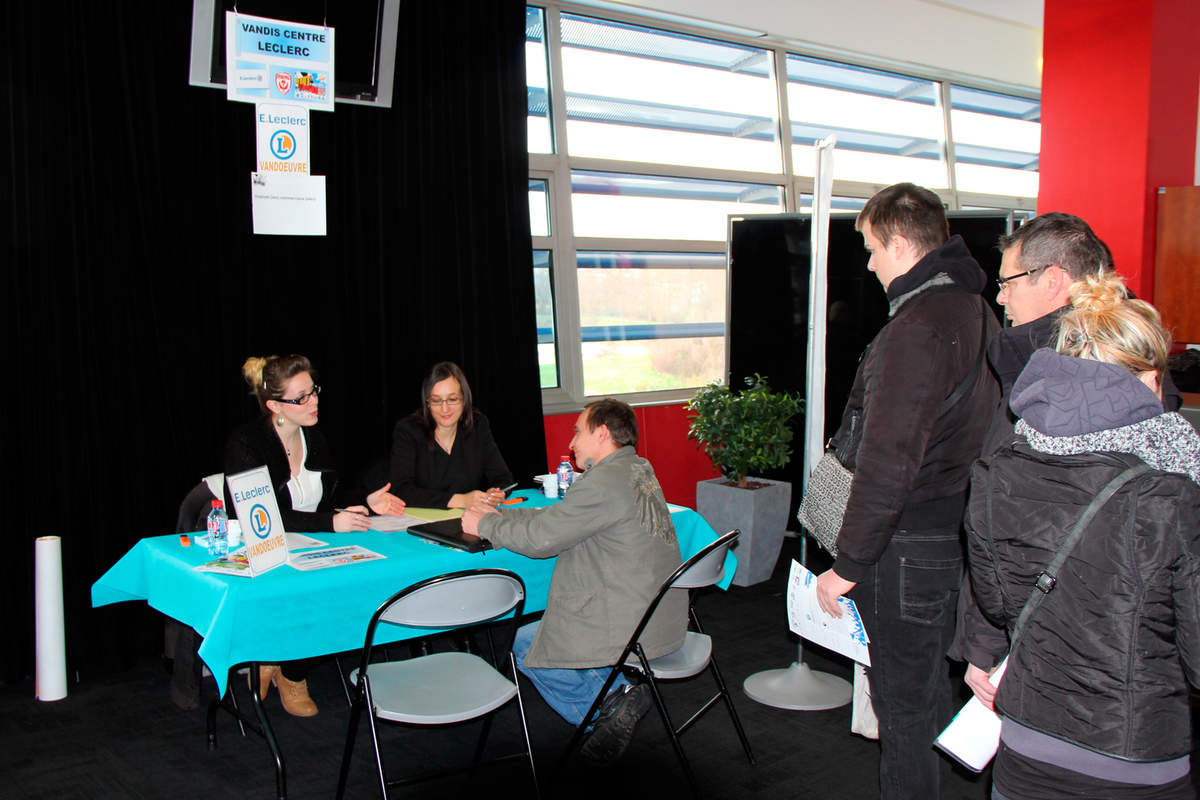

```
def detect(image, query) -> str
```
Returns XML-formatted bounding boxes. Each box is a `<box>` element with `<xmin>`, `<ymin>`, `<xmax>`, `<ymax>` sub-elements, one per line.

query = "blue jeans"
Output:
<box><xmin>850</xmin><ymin>524</ymin><xmax>963</xmax><ymax>800</ymax></box>
<box><xmin>511</xmin><ymin>621</ymin><xmax>628</xmax><ymax>727</ymax></box>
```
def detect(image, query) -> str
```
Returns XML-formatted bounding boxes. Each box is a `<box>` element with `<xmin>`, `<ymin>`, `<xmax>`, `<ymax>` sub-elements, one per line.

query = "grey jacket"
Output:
<box><xmin>479</xmin><ymin>446</ymin><xmax>688</xmax><ymax>669</ymax></box>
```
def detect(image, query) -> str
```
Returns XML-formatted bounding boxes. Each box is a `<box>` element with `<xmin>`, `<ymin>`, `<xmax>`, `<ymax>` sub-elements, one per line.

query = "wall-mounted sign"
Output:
<box><xmin>255</xmin><ymin>103</ymin><xmax>310</xmax><ymax>174</ymax></box>
<box><xmin>225</xmin><ymin>12</ymin><xmax>335</xmax><ymax>112</ymax></box>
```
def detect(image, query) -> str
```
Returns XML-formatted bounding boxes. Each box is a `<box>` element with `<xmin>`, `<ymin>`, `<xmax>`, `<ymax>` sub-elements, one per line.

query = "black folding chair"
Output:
<box><xmin>554</xmin><ymin>530</ymin><xmax>752</xmax><ymax>797</ymax></box>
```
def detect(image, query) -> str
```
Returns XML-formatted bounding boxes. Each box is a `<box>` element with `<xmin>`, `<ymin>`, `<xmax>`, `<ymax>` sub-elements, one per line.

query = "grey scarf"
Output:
<box><xmin>1016</xmin><ymin>412</ymin><xmax>1200</xmax><ymax>486</ymax></box>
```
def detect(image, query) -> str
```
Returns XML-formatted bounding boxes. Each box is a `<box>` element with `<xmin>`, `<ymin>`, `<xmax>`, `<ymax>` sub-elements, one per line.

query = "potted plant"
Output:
<box><xmin>686</xmin><ymin>374</ymin><xmax>803</xmax><ymax>586</ymax></box>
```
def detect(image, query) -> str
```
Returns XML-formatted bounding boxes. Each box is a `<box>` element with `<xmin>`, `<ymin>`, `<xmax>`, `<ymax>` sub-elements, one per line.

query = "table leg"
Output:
<box><xmin>209</xmin><ymin>664</ymin><xmax>289</xmax><ymax>799</ymax></box>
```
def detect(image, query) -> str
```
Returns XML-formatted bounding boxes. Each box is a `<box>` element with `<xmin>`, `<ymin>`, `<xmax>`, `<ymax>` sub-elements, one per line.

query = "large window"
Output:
<box><xmin>528</xmin><ymin>3</ymin><xmax>1039</xmax><ymax>410</ymax></box>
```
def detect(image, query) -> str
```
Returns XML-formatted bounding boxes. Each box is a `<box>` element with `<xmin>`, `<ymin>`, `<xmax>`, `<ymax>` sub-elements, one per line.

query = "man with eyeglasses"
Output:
<box><xmin>952</xmin><ymin>211</ymin><xmax>1182</xmax><ymax>716</ymax></box>
<box><xmin>980</xmin><ymin>212</ymin><xmax>1182</xmax><ymax>455</ymax></box>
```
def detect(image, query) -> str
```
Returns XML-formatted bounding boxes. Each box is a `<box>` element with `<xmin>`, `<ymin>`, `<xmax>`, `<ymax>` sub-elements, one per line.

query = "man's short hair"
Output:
<box><xmin>585</xmin><ymin>398</ymin><xmax>638</xmax><ymax>448</ymax></box>
<box><xmin>856</xmin><ymin>182</ymin><xmax>949</xmax><ymax>258</ymax></box>
<box><xmin>999</xmin><ymin>212</ymin><xmax>1112</xmax><ymax>282</ymax></box>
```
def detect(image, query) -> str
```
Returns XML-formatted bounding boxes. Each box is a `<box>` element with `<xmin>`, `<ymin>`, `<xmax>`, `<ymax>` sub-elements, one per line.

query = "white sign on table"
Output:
<box><xmin>225</xmin><ymin>466</ymin><xmax>289</xmax><ymax>576</ymax></box>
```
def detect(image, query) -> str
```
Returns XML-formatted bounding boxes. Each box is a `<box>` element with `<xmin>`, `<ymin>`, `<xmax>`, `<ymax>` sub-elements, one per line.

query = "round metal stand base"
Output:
<box><xmin>743</xmin><ymin>661</ymin><xmax>852</xmax><ymax>711</ymax></box>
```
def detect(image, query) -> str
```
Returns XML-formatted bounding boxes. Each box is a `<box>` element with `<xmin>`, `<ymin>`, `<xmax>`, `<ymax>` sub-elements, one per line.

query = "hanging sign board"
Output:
<box><xmin>225</xmin><ymin>466</ymin><xmax>289</xmax><ymax>576</ymax></box>
<box><xmin>256</xmin><ymin>103</ymin><xmax>310</xmax><ymax>175</ymax></box>
<box><xmin>225</xmin><ymin>12</ymin><xmax>335</xmax><ymax>112</ymax></box>
<box><xmin>251</xmin><ymin>172</ymin><xmax>327</xmax><ymax>236</ymax></box>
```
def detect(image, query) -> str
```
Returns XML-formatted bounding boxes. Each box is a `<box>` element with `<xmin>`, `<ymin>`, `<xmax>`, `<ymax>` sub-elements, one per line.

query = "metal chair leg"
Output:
<box><xmin>636</xmin><ymin>645</ymin><xmax>702</xmax><ymax>799</ymax></box>
<box><xmin>335</xmin><ymin>693</ymin><xmax>364</xmax><ymax>800</ymax></box>
<box><xmin>362</xmin><ymin>680</ymin><xmax>391</xmax><ymax>799</ymax></box>
<box><xmin>510</xmin><ymin>655</ymin><xmax>541</xmax><ymax>799</ymax></box>
<box><xmin>708</xmin><ymin>654</ymin><xmax>756</xmax><ymax>764</ymax></box>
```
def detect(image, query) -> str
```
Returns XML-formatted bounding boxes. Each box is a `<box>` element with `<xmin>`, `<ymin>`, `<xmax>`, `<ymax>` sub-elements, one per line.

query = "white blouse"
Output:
<box><xmin>286</xmin><ymin>429</ymin><xmax>323</xmax><ymax>512</ymax></box>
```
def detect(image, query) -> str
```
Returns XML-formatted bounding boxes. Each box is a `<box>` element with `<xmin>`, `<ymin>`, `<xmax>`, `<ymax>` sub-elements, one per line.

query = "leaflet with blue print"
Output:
<box><xmin>787</xmin><ymin>560</ymin><xmax>871</xmax><ymax>666</ymax></box>
<box><xmin>287</xmin><ymin>545</ymin><xmax>385</xmax><ymax>571</ymax></box>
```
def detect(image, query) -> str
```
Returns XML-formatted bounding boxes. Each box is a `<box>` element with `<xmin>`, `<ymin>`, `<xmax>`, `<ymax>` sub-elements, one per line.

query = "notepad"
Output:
<box><xmin>404</xmin><ymin>507</ymin><xmax>465</xmax><ymax>522</ymax></box>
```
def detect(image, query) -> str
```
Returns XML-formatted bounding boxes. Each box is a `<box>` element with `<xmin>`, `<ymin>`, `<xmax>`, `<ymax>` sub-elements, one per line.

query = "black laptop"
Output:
<box><xmin>406</xmin><ymin>518</ymin><xmax>492</xmax><ymax>553</ymax></box>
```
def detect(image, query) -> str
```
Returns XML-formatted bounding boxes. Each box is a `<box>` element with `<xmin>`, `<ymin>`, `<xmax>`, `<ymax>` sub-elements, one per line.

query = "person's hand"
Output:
<box><xmin>965</xmin><ymin>663</ymin><xmax>998</xmax><ymax>710</ymax></box>
<box><xmin>332</xmin><ymin>506</ymin><xmax>371</xmax><ymax>532</ymax></box>
<box><xmin>449</xmin><ymin>490</ymin><xmax>491</xmax><ymax>509</ymax></box>
<box><xmin>366</xmin><ymin>482</ymin><xmax>406</xmax><ymax>516</ymax></box>
<box><xmin>462</xmin><ymin>503</ymin><xmax>499</xmax><ymax>535</ymax></box>
<box><xmin>816</xmin><ymin>569</ymin><xmax>857</xmax><ymax>617</ymax></box>
<box><xmin>484</xmin><ymin>487</ymin><xmax>506</xmax><ymax>506</ymax></box>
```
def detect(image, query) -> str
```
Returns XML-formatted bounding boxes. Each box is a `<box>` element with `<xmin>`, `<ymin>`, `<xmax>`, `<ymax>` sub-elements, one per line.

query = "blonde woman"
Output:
<box><xmin>963</xmin><ymin>275</ymin><xmax>1200</xmax><ymax>799</ymax></box>
<box><xmin>224</xmin><ymin>354</ymin><xmax>405</xmax><ymax>716</ymax></box>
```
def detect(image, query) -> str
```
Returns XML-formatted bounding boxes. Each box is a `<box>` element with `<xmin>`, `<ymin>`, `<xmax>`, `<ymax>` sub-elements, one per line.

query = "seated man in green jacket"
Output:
<box><xmin>463</xmin><ymin>398</ymin><xmax>687</xmax><ymax>762</ymax></box>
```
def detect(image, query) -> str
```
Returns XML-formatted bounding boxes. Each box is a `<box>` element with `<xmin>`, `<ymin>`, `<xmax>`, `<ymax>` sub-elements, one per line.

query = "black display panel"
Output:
<box><xmin>727</xmin><ymin>212</ymin><xmax>1010</xmax><ymax>524</ymax></box>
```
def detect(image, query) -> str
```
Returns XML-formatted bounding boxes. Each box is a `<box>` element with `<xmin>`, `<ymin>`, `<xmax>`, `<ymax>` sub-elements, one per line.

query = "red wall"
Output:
<box><xmin>1039</xmin><ymin>0</ymin><xmax>1200</xmax><ymax>300</ymax></box>
<box><xmin>542</xmin><ymin>402</ymin><xmax>720</xmax><ymax>507</ymax></box>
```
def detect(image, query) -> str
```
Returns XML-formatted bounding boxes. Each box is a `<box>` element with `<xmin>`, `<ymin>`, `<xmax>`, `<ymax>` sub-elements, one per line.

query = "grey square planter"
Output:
<box><xmin>695</xmin><ymin>476</ymin><xmax>791</xmax><ymax>587</ymax></box>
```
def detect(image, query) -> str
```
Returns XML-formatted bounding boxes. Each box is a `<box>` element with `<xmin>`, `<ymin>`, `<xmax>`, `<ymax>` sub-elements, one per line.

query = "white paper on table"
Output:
<box><xmin>935</xmin><ymin>657</ymin><xmax>1009</xmax><ymax>771</ymax></box>
<box><xmin>285</xmin><ymin>532</ymin><xmax>327</xmax><ymax>550</ymax></box>
<box><xmin>367</xmin><ymin>514</ymin><xmax>428</xmax><ymax>532</ymax></box>
<box><xmin>786</xmin><ymin>560</ymin><xmax>871</xmax><ymax>666</ymax></box>
<box><xmin>287</xmin><ymin>545</ymin><xmax>385</xmax><ymax>571</ymax></box>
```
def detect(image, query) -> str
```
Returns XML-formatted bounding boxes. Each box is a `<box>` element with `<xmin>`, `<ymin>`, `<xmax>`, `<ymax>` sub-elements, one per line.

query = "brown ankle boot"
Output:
<box><xmin>274</xmin><ymin>672</ymin><xmax>318</xmax><ymax>717</ymax></box>
<box><xmin>256</xmin><ymin>664</ymin><xmax>280</xmax><ymax>701</ymax></box>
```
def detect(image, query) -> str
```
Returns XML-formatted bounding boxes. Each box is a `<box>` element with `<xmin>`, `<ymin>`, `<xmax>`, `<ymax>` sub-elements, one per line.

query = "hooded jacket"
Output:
<box><xmin>831</xmin><ymin>235</ymin><xmax>1000</xmax><ymax>581</ymax></box>
<box><xmin>966</xmin><ymin>349</ymin><xmax>1200</xmax><ymax>768</ymax></box>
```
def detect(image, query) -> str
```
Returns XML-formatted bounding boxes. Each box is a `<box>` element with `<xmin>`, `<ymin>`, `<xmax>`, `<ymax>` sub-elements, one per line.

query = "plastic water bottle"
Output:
<box><xmin>206</xmin><ymin>499</ymin><xmax>229</xmax><ymax>558</ymax></box>
<box><xmin>556</xmin><ymin>456</ymin><xmax>574</xmax><ymax>499</ymax></box>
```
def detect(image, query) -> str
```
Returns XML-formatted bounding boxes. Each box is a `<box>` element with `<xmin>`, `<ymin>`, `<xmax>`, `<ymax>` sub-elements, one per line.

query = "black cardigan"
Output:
<box><xmin>387</xmin><ymin>411</ymin><xmax>513</xmax><ymax>508</ymax></box>
<box><xmin>223</xmin><ymin>416</ymin><xmax>340</xmax><ymax>533</ymax></box>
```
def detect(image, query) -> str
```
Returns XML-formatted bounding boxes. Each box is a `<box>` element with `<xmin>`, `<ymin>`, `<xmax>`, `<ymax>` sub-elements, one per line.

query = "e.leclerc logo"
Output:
<box><xmin>250</xmin><ymin>505</ymin><xmax>272</xmax><ymax>539</ymax></box>
<box><xmin>270</xmin><ymin>130</ymin><xmax>296</xmax><ymax>160</ymax></box>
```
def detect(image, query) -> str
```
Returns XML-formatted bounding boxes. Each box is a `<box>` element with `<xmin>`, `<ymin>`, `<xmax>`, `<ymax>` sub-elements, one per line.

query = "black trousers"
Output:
<box><xmin>850</xmin><ymin>525</ymin><xmax>963</xmax><ymax>800</ymax></box>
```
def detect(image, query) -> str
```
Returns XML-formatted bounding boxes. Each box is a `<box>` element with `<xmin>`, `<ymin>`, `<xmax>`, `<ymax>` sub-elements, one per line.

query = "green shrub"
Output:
<box><xmin>686</xmin><ymin>374</ymin><xmax>803</xmax><ymax>487</ymax></box>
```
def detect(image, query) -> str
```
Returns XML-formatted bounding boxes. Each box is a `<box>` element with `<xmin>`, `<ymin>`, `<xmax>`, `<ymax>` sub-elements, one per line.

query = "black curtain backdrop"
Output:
<box><xmin>1</xmin><ymin>1</ymin><xmax>544</xmax><ymax>684</ymax></box>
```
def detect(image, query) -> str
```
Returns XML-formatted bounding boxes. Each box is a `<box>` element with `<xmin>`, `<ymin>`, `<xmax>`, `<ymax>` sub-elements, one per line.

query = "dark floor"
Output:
<box><xmin>2</xmin><ymin>538</ymin><xmax>999</xmax><ymax>800</ymax></box>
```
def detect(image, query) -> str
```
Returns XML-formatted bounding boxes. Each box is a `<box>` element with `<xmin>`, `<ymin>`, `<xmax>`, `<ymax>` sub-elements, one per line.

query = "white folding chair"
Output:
<box><xmin>335</xmin><ymin>568</ymin><xmax>538</xmax><ymax>799</ymax></box>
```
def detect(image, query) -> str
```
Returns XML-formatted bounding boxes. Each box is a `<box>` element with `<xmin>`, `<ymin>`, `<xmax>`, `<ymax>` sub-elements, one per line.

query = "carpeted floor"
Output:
<box><xmin>0</xmin><ymin>538</ymin><xmax>1012</xmax><ymax>799</ymax></box>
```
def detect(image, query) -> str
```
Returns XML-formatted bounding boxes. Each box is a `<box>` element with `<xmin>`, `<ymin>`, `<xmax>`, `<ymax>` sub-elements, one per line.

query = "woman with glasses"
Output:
<box><xmin>388</xmin><ymin>361</ymin><xmax>513</xmax><ymax>509</ymax></box>
<box><xmin>962</xmin><ymin>276</ymin><xmax>1200</xmax><ymax>799</ymax></box>
<box><xmin>224</xmin><ymin>354</ymin><xmax>406</xmax><ymax>717</ymax></box>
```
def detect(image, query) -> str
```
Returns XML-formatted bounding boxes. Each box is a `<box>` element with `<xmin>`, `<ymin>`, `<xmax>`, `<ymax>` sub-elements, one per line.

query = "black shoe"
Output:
<box><xmin>580</xmin><ymin>683</ymin><xmax>651</xmax><ymax>763</ymax></box>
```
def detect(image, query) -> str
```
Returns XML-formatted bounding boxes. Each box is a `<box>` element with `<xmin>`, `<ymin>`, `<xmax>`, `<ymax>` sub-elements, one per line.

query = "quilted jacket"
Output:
<box><xmin>966</xmin><ymin>350</ymin><xmax>1200</xmax><ymax>761</ymax></box>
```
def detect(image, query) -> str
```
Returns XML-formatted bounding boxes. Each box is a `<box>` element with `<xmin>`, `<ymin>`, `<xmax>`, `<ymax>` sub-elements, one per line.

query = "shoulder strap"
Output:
<box><xmin>1007</xmin><ymin>462</ymin><xmax>1150</xmax><ymax>658</ymax></box>
<box><xmin>936</xmin><ymin>299</ymin><xmax>990</xmax><ymax>416</ymax></box>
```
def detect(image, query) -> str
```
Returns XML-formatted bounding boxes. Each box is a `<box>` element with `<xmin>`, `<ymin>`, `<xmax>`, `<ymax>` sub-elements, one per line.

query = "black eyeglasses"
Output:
<box><xmin>276</xmin><ymin>385</ymin><xmax>321</xmax><ymax>405</ymax></box>
<box><xmin>996</xmin><ymin>265</ymin><xmax>1049</xmax><ymax>290</ymax></box>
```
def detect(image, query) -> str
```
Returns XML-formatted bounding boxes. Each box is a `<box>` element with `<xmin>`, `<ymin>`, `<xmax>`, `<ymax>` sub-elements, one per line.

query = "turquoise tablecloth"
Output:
<box><xmin>92</xmin><ymin>490</ymin><xmax>731</xmax><ymax>695</ymax></box>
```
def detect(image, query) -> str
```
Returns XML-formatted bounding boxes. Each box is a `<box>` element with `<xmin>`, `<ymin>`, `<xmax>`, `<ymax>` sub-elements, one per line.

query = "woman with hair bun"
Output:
<box><xmin>962</xmin><ymin>273</ymin><xmax>1200</xmax><ymax>799</ymax></box>
<box><xmin>224</xmin><ymin>354</ymin><xmax>405</xmax><ymax>716</ymax></box>
<box><xmin>388</xmin><ymin>361</ymin><xmax>513</xmax><ymax>509</ymax></box>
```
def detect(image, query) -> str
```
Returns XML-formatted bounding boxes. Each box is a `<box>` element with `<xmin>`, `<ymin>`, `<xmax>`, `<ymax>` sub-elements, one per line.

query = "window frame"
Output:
<box><xmin>530</xmin><ymin>1</ymin><xmax>1039</xmax><ymax>414</ymax></box>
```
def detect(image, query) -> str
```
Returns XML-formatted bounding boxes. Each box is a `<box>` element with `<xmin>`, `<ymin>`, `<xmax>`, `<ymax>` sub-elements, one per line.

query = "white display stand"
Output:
<box><xmin>743</xmin><ymin>135</ymin><xmax>853</xmax><ymax>712</ymax></box>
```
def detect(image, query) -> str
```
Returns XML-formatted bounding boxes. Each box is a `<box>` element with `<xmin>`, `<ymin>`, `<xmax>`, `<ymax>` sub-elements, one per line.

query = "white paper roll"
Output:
<box><xmin>35</xmin><ymin>536</ymin><xmax>67</xmax><ymax>701</ymax></box>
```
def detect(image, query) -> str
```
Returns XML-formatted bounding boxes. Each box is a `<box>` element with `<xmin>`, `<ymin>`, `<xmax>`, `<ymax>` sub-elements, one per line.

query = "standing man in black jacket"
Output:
<box><xmin>815</xmin><ymin>183</ymin><xmax>999</xmax><ymax>800</ymax></box>
<box><xmin>952</xmin><ymin>211</ymin><xmax>1183</xmax><ymax>705</ymax></box>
